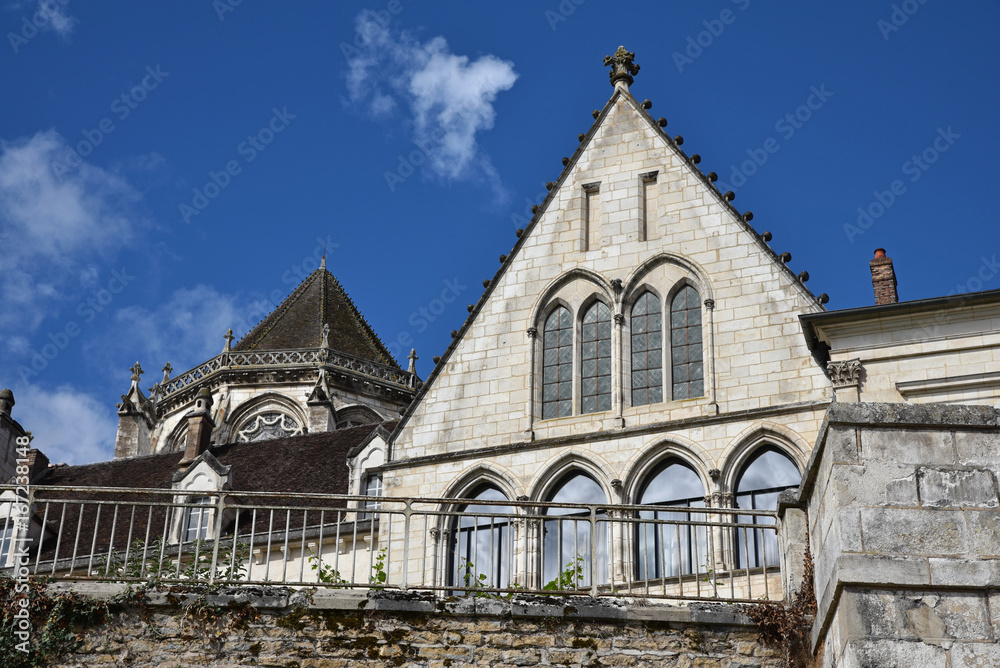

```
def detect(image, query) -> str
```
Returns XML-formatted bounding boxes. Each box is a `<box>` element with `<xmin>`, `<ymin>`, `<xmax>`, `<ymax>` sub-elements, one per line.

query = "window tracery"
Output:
<box><xmin>236</xmin><ymin>411</ymin><xmax>302</xmax><ymax>442</ymax></box>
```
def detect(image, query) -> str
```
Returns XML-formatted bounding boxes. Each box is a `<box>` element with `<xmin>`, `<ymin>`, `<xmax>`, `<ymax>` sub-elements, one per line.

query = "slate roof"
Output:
<box><xmin>234</xmin><ymin>264</ymin><xmax>399</xmax><ymax>369</ymax></box>
<box><xmin>27</xmin><ymin>423</ymin><xmax>395</xmax><ymax>564</ymax></box>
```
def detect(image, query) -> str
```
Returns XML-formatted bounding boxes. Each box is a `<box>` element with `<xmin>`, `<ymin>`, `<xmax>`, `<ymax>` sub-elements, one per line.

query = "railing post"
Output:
<box><xmin>209</xmin><ymin>493</ymin><xmax>226</xmax><ymax>585</ymax></box>
<box><xmin>590</xmin><ymin>506</ymin><xmax>598</xmax><ymax>597</ymax></box>
<box><xmin>401</xmin><ymin>500</ymin><xmax>411</xmax><ymax>590</ymax></box>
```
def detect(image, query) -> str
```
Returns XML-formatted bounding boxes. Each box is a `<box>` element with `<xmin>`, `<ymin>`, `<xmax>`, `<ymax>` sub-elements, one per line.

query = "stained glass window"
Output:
<box><xmin>670</xmin><ymin>286</ymin><xmax>704</xmax><ymax>400</ymax></box>
<box><xmin>542</xmin><ymin>307</ymin><xmax>573</xmax><ymax>418</ymax></box>
<box><xmin>630</xmin><ymin>291</ymin><xmax>663</xmax><ymax>406</ymax></box>
<box><xmin>581</xmin><ymin>301</ymin><xmax>612</xmax><ymax>414</ymax></box>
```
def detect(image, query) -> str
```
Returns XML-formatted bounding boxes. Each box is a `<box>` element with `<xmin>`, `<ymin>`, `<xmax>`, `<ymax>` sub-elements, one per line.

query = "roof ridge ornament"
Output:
<box><xmin>604</xmin><ymin>45</ymin><xmax>639</xmax><ymax>91</ymax></box>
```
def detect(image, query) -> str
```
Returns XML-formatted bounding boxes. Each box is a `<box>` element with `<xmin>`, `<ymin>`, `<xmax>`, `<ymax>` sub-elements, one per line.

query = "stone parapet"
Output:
<box><xmin>782</xmin><ymin>402</ymin><xmax>1000</xmax><ymax>667</ymax></box>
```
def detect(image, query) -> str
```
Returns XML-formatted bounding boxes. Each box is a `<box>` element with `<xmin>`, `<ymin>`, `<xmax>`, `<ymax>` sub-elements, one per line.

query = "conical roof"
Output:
<box><xmin>234</xmin><ymin>265</ymin><xmax>399</xmax><ymax>369</ymax></box>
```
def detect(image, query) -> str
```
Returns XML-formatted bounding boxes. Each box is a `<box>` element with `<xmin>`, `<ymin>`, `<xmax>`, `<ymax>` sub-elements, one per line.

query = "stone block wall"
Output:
<box><xmin>785</xmin><ymin>402</ymin><xmax>1000</xmax><ymax>667</ymax></box>
<box><xmin>45</xmin><ymin>586</ymin><xmax>782</xmax><ymax>667</ymax></box>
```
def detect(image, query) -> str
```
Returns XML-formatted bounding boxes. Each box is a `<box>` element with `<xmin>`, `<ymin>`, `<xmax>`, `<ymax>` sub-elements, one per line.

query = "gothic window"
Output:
<box><xmin>630</xmin><ymin>291</ymin><xmax>663</xmax><ymax>407</ymax></box>
<box><xmin>449</xmin><ymin>486</ymin><xmax>513</xmax><ymax>591</ymax></box>
<box><xmin>542</xmin><ymin>306</ymin><xmax>573</xmax><ymax>419</ymax></box>
<box><xmin>734</xmin><ymin>448</ymin><xmax>801</xmax><ymax>569</ymax></box>
<box><xmin>542</xmin><ymin>473</ymin><xmax>608</xmax><ymax>589</ymax></box>
<box><xmin>236</xmin><ymin>412</ymin><xmax>302</xmax><ymax>442</ymax></box>
<box><xmin>183</xmin><ymin>497</ymin><xmax>212</xmax><ymax>543</ymax></box>
<box><xmin>636</xmin><ymin>461</ymin><xmax>707</xmax><ymax>579</ymax></box>
<box><xmin>670</xmin><ymin>286</ymin><xmax>704</xmax><ymax>400</ymax></box>
<box><xmin>581</xmin><ymin>301</ymin><xmax>612</xmax><ymax>414</ymax></box>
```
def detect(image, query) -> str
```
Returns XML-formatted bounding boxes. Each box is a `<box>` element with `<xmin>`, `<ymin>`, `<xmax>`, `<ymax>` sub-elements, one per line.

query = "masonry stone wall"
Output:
<box><xmin>783</xmin><ymin>402</ymin><xmax>1000</xmax><ymax>667</ymax></box>
<box><xmin>47</xmin><ymin>587</ymin><xmax>781</xmax><ymax>668</ymax></box>
<box><xmin>395</xmin><ymin>89</ymin><xmax>830</xmax><ymax>466</ymax></box>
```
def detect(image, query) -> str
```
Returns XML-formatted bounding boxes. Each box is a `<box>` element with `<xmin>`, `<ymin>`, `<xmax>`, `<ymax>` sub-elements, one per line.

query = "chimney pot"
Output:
<box><xmin>870</xmin><ymin>248</ymin><xmax>899</xmax><ymax>305</ymax></box>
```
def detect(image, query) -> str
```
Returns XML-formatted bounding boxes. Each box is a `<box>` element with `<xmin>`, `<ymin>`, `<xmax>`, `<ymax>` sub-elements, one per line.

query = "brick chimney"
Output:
<box><xmin>179</xmin><ymin>388</ymin><xmax>214</xmax><ymax>465</ymax></box>
<box><xmin>870</xmin><ymin>248</ymin><xmax>898</xmax><ymax>305</ymax></box>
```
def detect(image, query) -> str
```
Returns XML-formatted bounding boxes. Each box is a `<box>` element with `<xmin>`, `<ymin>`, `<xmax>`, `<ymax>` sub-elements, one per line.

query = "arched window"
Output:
<box><xmin>543</xmin><ymin>473</ymin><xmax>608</xmax><ymax>590</ymax></box>
<box><xmin>449</xmin><ymin>486</ymin><xmax>513</xmax><ymax>592</ymax></box>
<box><xmin>670</xmin><ymin>286</ymin><xmax>704</xmax><ymax>400</ymax></box>
<box><xmin>636</xmin><ymin>461</ymin><xmax>707</xmax><ymax>579</ymax></box>
<box><xmin>734</xmin><ymin>448</ymin><xmax>801</xmax><ymax>568</ymax></box>
<box><xmin>630</xmin><ymin>291</ymin><xmax>663</xmax><ymax>406</ymax></box>
<box><xmin>542</xmin><ymin>307</ymin><xmax>573</xmax><ymax>419</ymax></box>
<box><xmin>581</xmin><ymin>301</ymin><xmax>612</xmax><ymax>414</ymax></box>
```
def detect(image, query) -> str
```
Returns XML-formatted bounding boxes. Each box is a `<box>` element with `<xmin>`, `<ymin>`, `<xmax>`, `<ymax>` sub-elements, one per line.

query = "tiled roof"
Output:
<box><xmin>234</xmin><ymin>265</ymin><xmax>399</xmax><ymax>369</ymax></box>
<box><xmin>29</xmin><ymin>423</ymin><xmax>395</xmax><ymax>563</ymax></box>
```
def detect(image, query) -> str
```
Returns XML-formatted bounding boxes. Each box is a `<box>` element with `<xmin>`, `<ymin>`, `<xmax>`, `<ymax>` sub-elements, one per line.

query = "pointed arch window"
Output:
<box><xmin>670</xmin><ymin>286</ymin><xmax>704</xmax><ymax>400</ymax></box>
<box><xmin>735</xmin><ymin>448</ymin><xmax>801</xmax><ymax>569</ymax></box>
<box><xmin>630</xmin><ymin>291</ymin><xmax>663</xmax><ymax>407</ymax></box>
<box><xmin>542</xmin><ymin>473</ymin><xmax>608</xmax><ymax>590</ymax></box>
<box><xmin>542</xmin><ymin>307</ymin><xmax>573</xmax><ymax>419</ymax></box>
<box><xmin>449</xmin><ymin>486</ymin><xmax>513</xmax><ymax>592</ymax></box>
<box><xmin>581</xmin><ymin>301</ymin><xmax>612</xmax><ymax>414</ymax></box>
<box><xmin>636</xmin><ymin>461</ymin><xmax>707</xmax><ymax>579</ymax></box>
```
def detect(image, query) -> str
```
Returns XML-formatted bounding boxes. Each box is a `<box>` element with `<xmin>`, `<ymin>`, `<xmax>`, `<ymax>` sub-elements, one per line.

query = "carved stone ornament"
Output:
<box><xmin>130</xmin><ymin>362</ymin><xmax>144</xmax><ymax>383</ymax></box>
<box><xmin>828</xmin><ymin>359</ymin><xmax>863</xmax><ymax>387</ymax></box>
<box><xmin>603</xmin><ymin>46</ymin><xmax>639</xmax><ymax>88</ymax></box>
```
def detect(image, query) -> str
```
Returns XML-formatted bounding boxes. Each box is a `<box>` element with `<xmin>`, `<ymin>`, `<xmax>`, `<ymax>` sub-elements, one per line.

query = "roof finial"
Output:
<box><xmin>129</xmin><ymin>362</ymin><xmax>144</xmax><ymax>384</ymax></box>
<box><xmin>604</xmin><ymin>46</ymin><xmax>639</xmax><ymax>91</ymax></box>
<box><xmin>321</xmin><ymin>240</ymin><xmax>327</xmax><ymax>270</ymax></box>
<box><xmin>223</xmin><ymin>328</ymin><xmax>234</xmax><ymax>352</ymax></box>
<box><xmin>321</xmin><ymin>323</ymin><xmax>330</xmax><ymax>349</ymax></box>
<box><xmin>407</xmin><ymin>348</ymin><xmax>418</xmax><ymax>374</ymax></box>
<box><xmin>161</xmin><ymin>362</ymin><xmax>173</xmax><ymax>384</ymax></box>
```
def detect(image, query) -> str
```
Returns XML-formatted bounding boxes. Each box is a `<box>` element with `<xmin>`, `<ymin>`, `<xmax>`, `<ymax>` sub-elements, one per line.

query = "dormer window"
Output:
<box><xmin>183</xmin><ymin>497</ymin><xmax>212</xmax><ymax>542</ymax></box>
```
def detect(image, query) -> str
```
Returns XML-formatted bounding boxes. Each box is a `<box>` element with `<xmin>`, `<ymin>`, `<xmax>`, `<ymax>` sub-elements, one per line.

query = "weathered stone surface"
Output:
<box><xmin>44</xmin><ymin>589</ymin><xmax>782</xmax><ymax>667</ymax></box>
<box><xmin>918</xmin><ymin>468</ymin><xmax>999</xmax><ymax>508</ymax></box>
<box><xmin>860</xmin><ymin>507</ymin><xmax>966</xmax><ymax>556</ymax></box>
<box><xmin>951</xmin><ymin>642</ymin><xmax>1000</xmax><ymax>668</ymax></box>
<box><xmin>841</xmin><ymin>638</ymin><xmax>947</xmax><ymax>668</ymax></box>
<box><xmin>860</xmin><ymin>428</ymin><xmax>955</xmax><ymax>466</ymax></box>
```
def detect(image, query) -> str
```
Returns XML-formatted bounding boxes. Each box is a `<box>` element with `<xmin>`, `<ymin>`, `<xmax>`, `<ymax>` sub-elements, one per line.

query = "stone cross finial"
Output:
<box><xmin>321</xmin><ymin>323</ymin><xmax>330</xmax><ymax>349</ymax></box>
<box><xmin>161</xmin><ymin>362</ymin><xmax>172</xmax><ymax>383</ymax></box>
<box><xmin>407</xmin><ymin>348</ymin><xmax>418</xmax><ymax>374</ymax></box>
<box><xmin>130</xmin><ymin>362</ymin><xmax>144</xmax><ymax>383</ymax></box>
<box><xmin>223</xmin><ymin>328</ymin><xmax>234</xmax><ymax>352</ymax></box>
<box><xmin>603</xmin><ymin>46</ymin><xmax>639</xmax><ymax>90</ymax></box>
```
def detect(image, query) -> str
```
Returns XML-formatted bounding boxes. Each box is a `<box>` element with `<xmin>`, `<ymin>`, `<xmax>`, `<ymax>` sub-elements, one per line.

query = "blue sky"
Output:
<box><xmin>2</xmin><ymin>1</ymin><xmax>998</xmax><ymax>465</ymax></box>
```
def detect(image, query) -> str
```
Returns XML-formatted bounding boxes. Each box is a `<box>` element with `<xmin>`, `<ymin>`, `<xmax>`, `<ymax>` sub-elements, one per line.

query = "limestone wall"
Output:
<box><xmin>46</xmin><ymin>586</ymin><xmax>781</xmax><ymax>667</ymax></box>
<box><xmin>787</xmin><ymin>402</ymin><xmax>1000</xmax><ymax>667</ymax></box>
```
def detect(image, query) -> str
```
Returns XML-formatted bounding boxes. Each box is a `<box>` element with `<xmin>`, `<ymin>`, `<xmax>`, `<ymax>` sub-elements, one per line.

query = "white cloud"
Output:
<box><xmin>35</xmin><ymin>0</ymin><xmax>76</xmax><ymax>38</ymax></box>
<box><xmin>345</xmin><ymin>11</ymin><xmax>518</xmax><ymax>201</ymax></box>
<box><xmin>0</xmin><ymin>130</ymin><xmax>141</xmax><ymax>333</ymax></box>
<box><xmin>113</xmin><ymin>285</ymin><xmax>263</xmax><ymax>375</ymax></box>
<box><xmin>11</xmin><ymin>384</ymin><xmax>118</xmax><ymax>465</ymax></box>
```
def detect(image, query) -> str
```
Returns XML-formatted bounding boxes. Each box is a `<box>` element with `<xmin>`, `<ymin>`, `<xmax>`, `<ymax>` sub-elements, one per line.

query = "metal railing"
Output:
<box><xmin>158</xmin><ymin>347</ymin><xmax>418</xmax><ymax>400</ymax></box>
<box><xmin>0</xmin><ymin>486</ymin><xmax>782</xmax><ymax>603</ymax></box>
